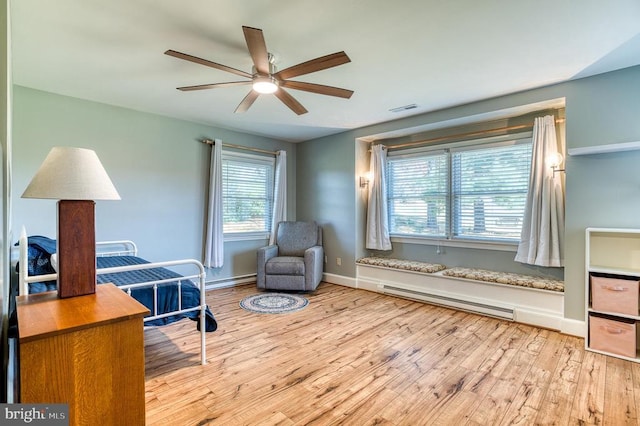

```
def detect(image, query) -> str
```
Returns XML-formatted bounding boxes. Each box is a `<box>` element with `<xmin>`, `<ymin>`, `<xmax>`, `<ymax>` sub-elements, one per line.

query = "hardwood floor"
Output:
<box><xmin>144</xmin><ymin>283</ymin><xmax>638</xmax><ymax>425</ymax></box>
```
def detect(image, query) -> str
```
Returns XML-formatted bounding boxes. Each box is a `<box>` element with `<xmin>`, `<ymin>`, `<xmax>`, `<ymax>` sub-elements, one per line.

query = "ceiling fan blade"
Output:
<box><xmin>177</xmin><ymin>81</ymin><xmax>251</xmax><ymax>91</ymax></box>
<box><xmin>279</xmin><ymin>80</ymin><xmax>353</xmax><ymax>99</ymax></box>
<box><xmin>242</xmin><ymin>26</ymin><xmax>270</xmax><ymax>75</ymax></box>
<box><xmin>165</xmin><ymin>49</ymin><xmax>252</xmax><ymax>79</ymax></box>
<box><xmin>234</xmin><ymin>90</ymin><xmax>260</xmax><ymax>113</ymax></box>
<box><xmin>274</xmin><ymin>88</ymin><xmax>308</xmax><ymax>115</ymax></box>
<box><xmin>275</xmin><ymin>51</ymin><xmax>351</xmax><ymax>80</ymax></box>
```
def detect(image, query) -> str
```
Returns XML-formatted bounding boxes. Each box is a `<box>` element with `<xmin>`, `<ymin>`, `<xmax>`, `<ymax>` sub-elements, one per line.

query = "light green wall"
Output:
<box><xmin>297</xmin><ymin>65</ymin><xmax>640</xmax><ymax>321</ymax></box>
<box><xmin>564</xmin><ymin>67</ymin><xmax>640</xmax><ymax>149</ymax></box>
<box><xmin>12</xmin><ymin>86</ymin><xmax>296</xmax><ymax>282</ymax></box>
<box><xmin>296</xmin><ymin>134</ymin><xmax>356</xmax><ymax>277</ymax></box>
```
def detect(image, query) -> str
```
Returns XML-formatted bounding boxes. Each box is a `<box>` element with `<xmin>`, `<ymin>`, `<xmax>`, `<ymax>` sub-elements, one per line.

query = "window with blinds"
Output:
<box><xmin>387</xmin><ymin>137</ymin><xmax>532</xmax><ymax>243</ymax></box>
<box><xmin>387</xmin><ymin>151</ymin><xmax>448</xmax><ymax>237</ymax></box>
<box><xmin>222</xmin><ymin>151</ymin><xmax>275</xmax><ymax>235</ymax></box>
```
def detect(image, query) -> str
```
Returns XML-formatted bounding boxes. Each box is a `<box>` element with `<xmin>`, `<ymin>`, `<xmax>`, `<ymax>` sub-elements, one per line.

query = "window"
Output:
<box><xmin>387</xmin><ymin>136</ymin><xmax>532</xmax><ymax>244</ymax></box>
<box><xmin>222</xmin><ymin>151</ymin><xmax>274</xmax><ymax>236</ymax></box>
<box><xmin>387</xmin><ymin>150</ymin><xmax>448</xmax><ymax>237</ymax></box>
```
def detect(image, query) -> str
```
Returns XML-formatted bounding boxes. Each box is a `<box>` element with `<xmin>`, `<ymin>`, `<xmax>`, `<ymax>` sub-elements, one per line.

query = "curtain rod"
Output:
<box><xmin>201</xmin><ymin>138</ymin><xmax>278</xmax><ymax>156</ymax></box>
<box><xmin>384</xmin><ymin>117</ymin><xmax>565</xmax><ymax>151</ymax></box>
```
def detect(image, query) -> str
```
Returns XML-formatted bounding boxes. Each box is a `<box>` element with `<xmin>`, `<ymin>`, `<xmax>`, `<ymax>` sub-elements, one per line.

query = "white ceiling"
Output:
<box><xmin>10</xmin><ymin>0</ymin><xmax>640</xmax><ymax>142</ymax></box>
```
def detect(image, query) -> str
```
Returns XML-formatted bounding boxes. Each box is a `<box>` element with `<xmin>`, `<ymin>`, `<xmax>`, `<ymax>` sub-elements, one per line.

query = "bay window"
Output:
<box><xmin>387</xmin><ymin>135</ymin><xmax>532</xmax><ymax>244</ymax></box>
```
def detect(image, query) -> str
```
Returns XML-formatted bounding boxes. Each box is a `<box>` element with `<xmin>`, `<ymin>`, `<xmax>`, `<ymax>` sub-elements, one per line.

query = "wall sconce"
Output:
<box><xmin>359</xmin><ymin>172</ymin><xmax>372</xmax><ymax>188</ymax></box>
<box><xmin>546</xmin><ymin>152</ymin><xmax>565</xmax><ymax>174</ymax></box>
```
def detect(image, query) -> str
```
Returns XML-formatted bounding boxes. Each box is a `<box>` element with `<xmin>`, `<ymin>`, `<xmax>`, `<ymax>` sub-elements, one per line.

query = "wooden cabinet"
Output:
<box><xmin>17</xmin><ymin>283</ymin><xmax>149</xmax><ymax>425</ymax></box>
<box><xmin>586</xmin><ymin>228</ymin><xmax>640</xmax><ymax>361</ymax></box>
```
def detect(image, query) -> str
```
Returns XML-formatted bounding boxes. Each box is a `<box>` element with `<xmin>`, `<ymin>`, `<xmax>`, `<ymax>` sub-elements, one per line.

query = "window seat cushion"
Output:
<box><xmin>442</xmin><ymin>267</ymin><xmax>564</xmax><ymax>292</ymax></box>
<box><xmin>356</xmin><ymin>257</ymin><xmax>564</xmax><ymax>293</ymax></box>
<box><xmin>356</xmin><ymin>257</ymin><xmax>447</xmax><ymax>274</ymax></box>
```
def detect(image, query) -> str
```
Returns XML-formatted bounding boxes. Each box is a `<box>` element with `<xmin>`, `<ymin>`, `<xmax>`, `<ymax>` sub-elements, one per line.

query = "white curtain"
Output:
<box><xmin>204</xmin><ymin>139</ymin><xmax>224</xmax><ymax>268</ymax></box>
<box><xmin>269</xmin><ymin>150</ymin><xmax>287</xmax><ymax>245</ymax></box>
<box><xmin>515</xmin><ymin>115</ymin><xmax>565</xmax><ymax>267</ymax></box>
<box><xmin>366</xmin><ymin>144</ymin><xmax>392</xmax><ymax>250</ymax></box>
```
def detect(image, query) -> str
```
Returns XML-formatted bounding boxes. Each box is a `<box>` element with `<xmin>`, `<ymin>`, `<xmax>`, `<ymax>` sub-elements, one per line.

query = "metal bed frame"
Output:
<box><xmin>17</xmin><ymin>230</ymin><xmax>208</xmax><ymax>365</ymax></box>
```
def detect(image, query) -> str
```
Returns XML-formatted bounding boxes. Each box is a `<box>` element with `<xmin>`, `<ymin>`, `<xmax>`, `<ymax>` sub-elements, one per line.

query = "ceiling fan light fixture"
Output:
<box><xmin>252</xmin><ymin>76</ymin><xmax>278</xmax><ymax>94</ymax></box>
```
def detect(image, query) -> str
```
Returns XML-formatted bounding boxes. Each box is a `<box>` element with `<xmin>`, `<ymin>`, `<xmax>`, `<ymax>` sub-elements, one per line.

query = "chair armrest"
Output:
<box><xmin>256</xmin><ymin>245</ymin><xmax>278</xmax><ymax>288</ymax></box>
<box><xmin>304</xmin><ymin>245</ymin><xmax>324</xmax><ymax>291</ymax></box>
<box><xmin>258</xmin><ymin>245</ymin><xmax>278</xmax><ymax>261</ymax></box>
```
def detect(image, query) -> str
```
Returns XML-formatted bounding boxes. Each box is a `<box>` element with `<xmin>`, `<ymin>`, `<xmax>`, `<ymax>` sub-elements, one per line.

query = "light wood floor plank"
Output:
<box><xmin>535</xmin><ymin>334</ymin><xmax>583</xmax><ymax>424</ymax></box>
<box><xmin>604</xmin><ymin>357</ymin><xmax>638</xmax><ymax>425</ymax></box>
<box><xmin>398</xmin><ymin>319</ymin><xmax>512</xmax><ymax>425</ymax></box>
<box><xmin>143</xmin><ymin>283</ymin><xmax>639</xmax><ymax>425</ymax></box>
<box><xmin>496</xmin><ymin>330</ymin><xmax>566</xmax><ymax>425</ymax></box>
<box><xmin>632</xmin><ymin>363</ymin><xmax>640</xmax><ymax>425</ymax></box>
<box><xmin>569</xmin><ymin>350</ymin><xmax>606</xmax><ymax>425</ymax></box>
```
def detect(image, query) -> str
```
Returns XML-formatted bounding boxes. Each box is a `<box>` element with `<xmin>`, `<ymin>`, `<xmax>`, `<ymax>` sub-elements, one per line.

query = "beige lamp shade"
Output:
<box><xmin>22</xmin><ymin>147</ymin><xmax>121</xmax><ymax>200</ymax></box>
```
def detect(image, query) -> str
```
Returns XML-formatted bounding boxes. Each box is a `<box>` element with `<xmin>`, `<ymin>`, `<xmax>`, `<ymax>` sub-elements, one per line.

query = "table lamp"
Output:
<box><xmin>21</xmin><ymin>147</ymin><xmax>120</xmax><ymax>298</ymax></box>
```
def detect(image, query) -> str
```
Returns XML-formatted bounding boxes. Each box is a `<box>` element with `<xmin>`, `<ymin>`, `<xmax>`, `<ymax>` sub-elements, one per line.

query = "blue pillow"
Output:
<box><xmin>25</xmin><ymin>235</ymin><xmax>57</xmax><ymax>255</ymax></box>
<box><xmin>14</xmin><ymin>235</ymin><xmax>57</xmax><ymax>293</ymax></box>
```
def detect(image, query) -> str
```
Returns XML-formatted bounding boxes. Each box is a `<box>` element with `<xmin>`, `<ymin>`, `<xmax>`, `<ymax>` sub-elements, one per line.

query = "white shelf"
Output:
<box><xmin>587</xmin><ymin>307</ymin><xmax>640</xmax><ymax>322</ymax></box>
<box><xmin>585</xmin><ymin>346</ymin><xmax>640</xmax><ymax>362</ymax></box>
<box><xmin>587</xmin><ymin>229</ymin><xmax>640</xmax><ymax>273</ymax></box>
<box><xmin>569</xmin><ymin>140</ymin><xmax>640</xmax><ymax>156</ymax></box>
<box><xmin>588</xmin><ymin>265</ymin><xmax>640</xmax><ymax>277</ymax></box>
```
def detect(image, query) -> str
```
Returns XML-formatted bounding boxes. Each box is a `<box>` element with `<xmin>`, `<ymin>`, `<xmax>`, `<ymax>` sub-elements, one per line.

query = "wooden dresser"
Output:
<box><xmin>17</xmin><ymin>283</ymin><xmax>149</xmax><ymax>426</ymax></box>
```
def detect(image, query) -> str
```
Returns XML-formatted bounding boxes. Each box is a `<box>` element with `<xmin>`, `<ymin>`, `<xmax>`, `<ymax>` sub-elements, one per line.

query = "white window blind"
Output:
<box><xmin>222</xmin><ymin>152</ymin><xmax>274</xmax><ymax>234</ymax></box>
<box><xmin>387</xmin><ymin>137</ymin><xmax>532</xmax><ymax>243</ymax></box>
<box><xmin>387</xmin><ymin>151</ymin><xmax>448</xmax><ymax>237</ymax></box>
<box><xmin>451</xmin><ymin>142</ymin><xmax>532</xmax><ymax>241</ymax></box>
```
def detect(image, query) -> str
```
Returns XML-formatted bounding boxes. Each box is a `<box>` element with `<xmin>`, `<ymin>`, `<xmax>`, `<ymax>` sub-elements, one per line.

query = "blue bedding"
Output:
<box><xmin>17</xmin><ymin>236</ymin><xmax>217</xmax><ymax>332</ymax></box>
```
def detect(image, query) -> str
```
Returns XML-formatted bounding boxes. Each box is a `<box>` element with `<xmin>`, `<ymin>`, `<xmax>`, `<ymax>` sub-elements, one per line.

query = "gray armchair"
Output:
<box><xmin>257</xmin><ymin>221</ymin><xmax>323</xmax><ymax>292</ymax></box>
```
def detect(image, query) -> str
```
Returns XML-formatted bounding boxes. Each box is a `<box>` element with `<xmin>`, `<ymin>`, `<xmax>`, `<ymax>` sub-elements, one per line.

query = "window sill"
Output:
<box><xmin>390</xmin><ymin>235</ymin><xmax>518</xmax><ymax>252</ymax></box>
<box><xmin>224</xmin><ymin>232</ymin><xmax>270</xmax><ymax>242</ymax></box>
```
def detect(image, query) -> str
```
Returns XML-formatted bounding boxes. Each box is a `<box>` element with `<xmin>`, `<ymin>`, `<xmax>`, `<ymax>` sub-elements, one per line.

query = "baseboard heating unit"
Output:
<box><xmin>380</xmin><ymin>283</ymin><xmax>515</xmax><ymax>321</ymax></box>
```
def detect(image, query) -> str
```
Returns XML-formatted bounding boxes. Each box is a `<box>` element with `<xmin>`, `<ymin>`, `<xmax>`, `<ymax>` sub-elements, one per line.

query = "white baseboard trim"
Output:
<box><xmin>356</xmin><ymin>278</ymin><xmax>380</xmax><ymax>293</ymax></box>
<box><xmin>205</xmin><ymin>272</ymin><xmax>357</xmax><ymax>291</ymax></box>
<box><xmin>323</xmin><ymin>273</ymin><xmax>357</xmax><ymax>288</ymax></box>
<box><xmin>560</xmin><ymin>318</ymin><xmax>586</xmax><ymax>338</ymax></box>
<box><xmin>205</xmin><ymin>273</ymin><xmax>256</xmax><ymax>290</ymax></box>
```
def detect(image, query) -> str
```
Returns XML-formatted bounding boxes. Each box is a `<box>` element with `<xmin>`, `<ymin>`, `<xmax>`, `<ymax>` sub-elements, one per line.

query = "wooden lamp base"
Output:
<box><xmin>57</xmin><ymin>200</ymin><xmax>97</xmax><ymax>298</ymax></box>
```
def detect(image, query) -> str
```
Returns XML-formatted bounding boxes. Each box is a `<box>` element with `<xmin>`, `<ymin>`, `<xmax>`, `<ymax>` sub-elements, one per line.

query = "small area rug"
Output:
<box><xmin>239</xmin><ymin>293</ymin><xmax>309</xmax><ymax>314</ymax></box>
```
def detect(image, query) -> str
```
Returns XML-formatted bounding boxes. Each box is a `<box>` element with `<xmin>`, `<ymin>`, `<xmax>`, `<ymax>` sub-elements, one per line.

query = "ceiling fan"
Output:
<box><xmin>165</xmin><ymin>26</ymin><xmax>354</xmax><ymax>115</ymax></box>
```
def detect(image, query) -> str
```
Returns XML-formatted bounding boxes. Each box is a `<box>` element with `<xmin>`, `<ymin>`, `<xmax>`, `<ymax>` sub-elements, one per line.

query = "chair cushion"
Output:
<box><xmin>266</xmin><ymin>257</ymin><xmax>305</xmax><ymax>276</ymax></box>
<box><xmin>276</xmin><ymin>221</ymin><xmax>319</xmax><ymax>256</ymax></box>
